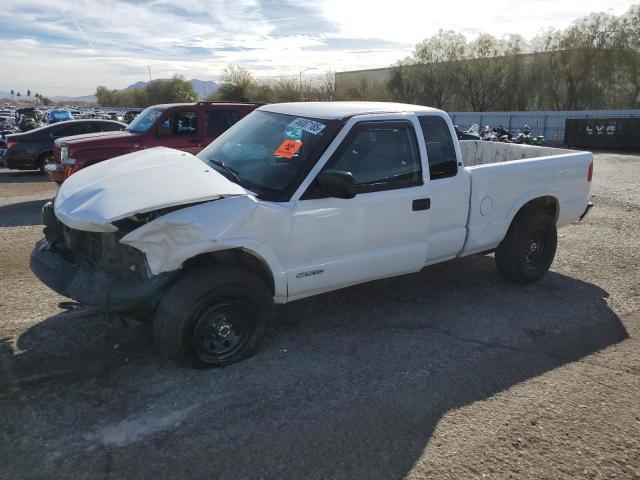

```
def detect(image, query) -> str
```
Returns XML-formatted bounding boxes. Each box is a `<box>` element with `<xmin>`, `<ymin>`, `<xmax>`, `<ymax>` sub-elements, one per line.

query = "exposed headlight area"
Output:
<box><xmin>60</xmin><ymin>146</ymin><xmax>76</xmax><ymax>165</ymax></box>
<box><xmin>42</xmin><ymin>202</ymin><xmax>150</xmax><ymax>277</ymax></box>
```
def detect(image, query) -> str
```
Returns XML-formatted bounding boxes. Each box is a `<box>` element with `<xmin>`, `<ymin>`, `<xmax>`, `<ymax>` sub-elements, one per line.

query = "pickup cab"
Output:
<box><xmin>31</xmin><ymin>102</ymin><xmax>593</xmax><ymax>368</ymax></box>
<box><xmin>45</xmin><ymin>101</ymin><xmax>258</xmax><ymax>184</ymax></box>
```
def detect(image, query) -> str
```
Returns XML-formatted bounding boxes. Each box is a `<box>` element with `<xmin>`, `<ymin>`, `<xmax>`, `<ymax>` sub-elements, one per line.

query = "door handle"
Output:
<box><xmin>412</xmin><ymin>198</ymin><xmax>431</xmax><ymax>211</ymax></box>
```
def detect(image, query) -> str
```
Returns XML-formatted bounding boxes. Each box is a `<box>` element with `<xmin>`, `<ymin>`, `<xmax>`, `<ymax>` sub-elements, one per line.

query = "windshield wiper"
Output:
<box><xmin>209</xmin><ymin>159</ymin><xmax>244</xmax><ymax>186</ymax></box>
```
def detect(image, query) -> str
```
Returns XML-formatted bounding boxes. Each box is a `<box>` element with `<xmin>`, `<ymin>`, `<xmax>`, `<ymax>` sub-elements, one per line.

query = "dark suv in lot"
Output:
<box><xmin>3</xmin><ymin>119</ymin><xmax>125</xmax><ymax>172</ymax></box>
<box><xmin>47</xmin><ymin>102</ymin><xmax>259</xmax><ymax>184</ymax></box>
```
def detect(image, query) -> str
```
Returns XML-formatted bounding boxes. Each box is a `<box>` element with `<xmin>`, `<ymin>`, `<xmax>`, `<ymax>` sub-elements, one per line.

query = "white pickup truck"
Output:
<box><xmin>31</xmin><ymin>102</ymin><xmax>593</xmax><ymax>367</ymax></box>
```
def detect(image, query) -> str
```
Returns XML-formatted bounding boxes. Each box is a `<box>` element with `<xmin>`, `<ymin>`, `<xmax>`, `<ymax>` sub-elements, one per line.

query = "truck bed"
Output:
<box><xmin>459</xmin><ymin>140</ymin><xmax>574</xmax><ymax>166</ymax></box>
<box><xmin>458</xmin><ymin>141</ymin><xmax>593</xmax><ymax>257</ymax></box>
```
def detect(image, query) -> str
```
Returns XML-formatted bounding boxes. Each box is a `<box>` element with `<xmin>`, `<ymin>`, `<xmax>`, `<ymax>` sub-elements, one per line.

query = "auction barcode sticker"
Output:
<box><xmin>288</xmin><ymin>118</ymin><xmax>326</xmax><ymax>135</ymax></box>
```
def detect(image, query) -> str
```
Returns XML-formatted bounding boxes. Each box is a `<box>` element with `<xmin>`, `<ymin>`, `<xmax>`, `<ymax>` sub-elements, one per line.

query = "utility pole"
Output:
<box><xmin>299</xmin><ymin>67</ymin><xmax>317</xmax><ymax>101</ymax></box>
<box><xmin>148</xmin><ymin>65</ymin><xmax>152</xmax><ymax>82</ymax></box>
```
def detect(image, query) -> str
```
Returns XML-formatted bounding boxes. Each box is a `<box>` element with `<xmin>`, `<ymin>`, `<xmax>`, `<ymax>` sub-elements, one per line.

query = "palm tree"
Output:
<box><xmin>10</xmin><ymin>89</ymin><xmax>14</xmax><ymax>100</ymax></box>
<box><xmin>27</xmin><ymin>89</ymin><xmax>31</xmax><ymax>102</ymax></box>
<box><xmin>16</xmin><ymin>92</ymin><xmax>21</xmax><ymax>99</ymax></box>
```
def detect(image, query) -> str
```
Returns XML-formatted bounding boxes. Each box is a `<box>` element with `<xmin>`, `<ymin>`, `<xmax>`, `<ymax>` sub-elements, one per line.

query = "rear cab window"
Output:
<box><xmin>206</xmin><ymin>109</ymin><xmax>242</xmax><ymax>137</ymax></box>
<box><xmin>418</xmin><ymin>116</ymin><xmax>458</xmax><ymax>180</ymax></box>
<box><xmin>99</xmin><ymin>122</ymin><xmax>124</xmax><ymax>132</ymax></box>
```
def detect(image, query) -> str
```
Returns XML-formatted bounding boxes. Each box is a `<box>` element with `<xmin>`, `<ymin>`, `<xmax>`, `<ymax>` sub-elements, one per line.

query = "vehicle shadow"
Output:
<box><xmin>0</xmin><ymin>199</ymin><xmax>46</xmax><ymax>227</ymax></box>
<box><xmin>0</xmin><ymin>169</ymin><xmax>49</xmax><ymax>183</ymax></box>
<box><xmin>2</xmin><ymin>255</ymin><xmax>628</xmax><ymax>479</ymax></box>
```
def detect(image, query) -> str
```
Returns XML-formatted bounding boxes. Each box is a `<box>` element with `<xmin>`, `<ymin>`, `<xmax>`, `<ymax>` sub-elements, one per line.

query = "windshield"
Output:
<box><xmin>197</xmin><ymin>110</ymin><xmax>339</xmax><ymax>199</ymax></box>
<box><xmin>126</xmin><ymin>107</ymin><xmax>164</xmax><ymax>133</ymax></box>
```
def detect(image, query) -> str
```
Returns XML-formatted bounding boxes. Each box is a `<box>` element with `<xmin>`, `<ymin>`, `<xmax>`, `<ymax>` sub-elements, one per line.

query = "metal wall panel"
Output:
<box><xmin>448</xmin><ymin>110</ymin><xmax>640</xmax><ymax>145</ymax></box>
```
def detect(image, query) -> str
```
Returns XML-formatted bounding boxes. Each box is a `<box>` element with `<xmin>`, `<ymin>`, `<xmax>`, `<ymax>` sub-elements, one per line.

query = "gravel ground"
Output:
<box><xmin>0</xmin><ymin>153</ymin><xmax>638</xmax><ymax>480</ymax></box>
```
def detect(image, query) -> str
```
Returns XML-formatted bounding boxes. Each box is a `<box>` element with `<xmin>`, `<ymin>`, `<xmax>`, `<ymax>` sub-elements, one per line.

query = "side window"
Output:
<box><xmin>206</xmin><ymin>109</ymin><xmax>242</xmax><ymax>137</ymax></box>
<box><xmin>99</xmin><ymin>122</ymin><xmax>124</xmax><ymax>132</ymax></box>
<box><xmin>160</xmin><ymin>111</ymin><xmax>198</xmax><ymax>135</ymax></box>
<box><xmin>418</xmin><ymin>116</ymin><xmax>457</xmax><ymax>180</ymax></box>
<box><xmin>324</xmin><ymin>121</ymin><xmax>422</xmax><ymax>194</ymax></box>
<box><xmin>52</xmin><ymin>123</ymin><xmax>89</xmax><ymax>137</ymax></box>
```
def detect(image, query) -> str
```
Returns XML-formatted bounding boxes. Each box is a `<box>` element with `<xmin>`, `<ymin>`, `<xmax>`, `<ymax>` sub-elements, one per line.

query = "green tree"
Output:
<box><xmin>212</xmin><ymin>65</ymin><xmax>256</xmax><ymax>102</ymax></box>
<box><xmin>95</xmin><ymin>76</ymin><xmax>197</xmax><ymax>107</ymax></box>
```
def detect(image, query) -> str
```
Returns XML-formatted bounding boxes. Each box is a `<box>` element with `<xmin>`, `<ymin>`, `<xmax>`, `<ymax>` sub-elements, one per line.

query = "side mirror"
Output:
<box><xmin>317</xmin><ymin>169</ymin><xmax>356</xmax><ymax>199</ymax></box>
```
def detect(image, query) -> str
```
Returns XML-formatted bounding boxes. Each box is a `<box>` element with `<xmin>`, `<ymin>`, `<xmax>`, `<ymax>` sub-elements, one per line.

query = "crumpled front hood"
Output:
<box><xmin>54</xmin><ymin>147</ymin><xmax>252</xmax><ymax>232</ymax></box>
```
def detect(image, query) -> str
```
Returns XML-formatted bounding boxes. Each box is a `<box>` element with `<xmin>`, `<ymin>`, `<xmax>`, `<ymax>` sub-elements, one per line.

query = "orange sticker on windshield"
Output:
<box><xmin>274</xmin><ymin>139</ymin><xmax>302</xmax><ymax>159</ymax></box>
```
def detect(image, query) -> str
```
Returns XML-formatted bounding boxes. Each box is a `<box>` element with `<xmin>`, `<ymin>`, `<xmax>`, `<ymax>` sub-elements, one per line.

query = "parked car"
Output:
<box><xmin>107</xmin><ymin>111</ymin><xmax>125</xmax><ymax>123</ymax></box>
<box><xmin>123</xmin><ymin>109</ymin><xmax>143</xmax><ymax>124</ymax></box>
<box><xmin>46</xmin><ymin>101</ymin><xmax>259</xmax><ymax>184</ymax></box>
<box><xmin>31</xmin><ymin>102</ymin><xmax>594</xmax><ymax>368</ymax></box>
<box><xmin>44</xmin><ymin>109</ymin><xmax>74</xmax><ymax>124</ymax></box>
<box><xmin>4</xmin><ymin>119</ymin><xmax>125</xmax><ymax>173</ymax></box>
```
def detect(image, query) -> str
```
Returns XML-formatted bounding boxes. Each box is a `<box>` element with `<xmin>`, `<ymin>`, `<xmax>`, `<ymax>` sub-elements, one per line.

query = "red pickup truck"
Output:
<box><xmin>46</xmin><ymin>102</ymin><xmax>259</xmax><ymax>184</ymax></box>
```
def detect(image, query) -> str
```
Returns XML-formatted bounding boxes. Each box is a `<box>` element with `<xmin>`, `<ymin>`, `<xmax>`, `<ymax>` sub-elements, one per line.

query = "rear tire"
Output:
<box><xmin>153</xmin><ymin>266</ymin><xmax>274</xmax><ymax>368</ymax></box>
<box><xmin>495</xmin><ymin>205</ymin><xmax>557</xmax><ymax>284</ymax></box>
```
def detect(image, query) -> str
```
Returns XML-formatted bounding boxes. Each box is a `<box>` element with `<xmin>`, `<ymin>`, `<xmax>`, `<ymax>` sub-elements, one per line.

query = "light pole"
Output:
<box><xmin>299</xmin><ymin>67</ymin><xmax>317</xmax><ymax>101</ymax></box>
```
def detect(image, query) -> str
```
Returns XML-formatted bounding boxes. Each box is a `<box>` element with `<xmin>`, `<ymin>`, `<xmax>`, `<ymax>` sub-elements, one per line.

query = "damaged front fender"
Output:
<box><xmin>120</xmin><ymin>196</ymin><xmax>291</xmax><ymax>302</ymax></box>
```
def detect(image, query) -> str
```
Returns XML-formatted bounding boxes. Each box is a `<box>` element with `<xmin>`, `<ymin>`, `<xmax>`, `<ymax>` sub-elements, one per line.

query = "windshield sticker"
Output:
<box><xmin>274</xmin><ymin>139</ymin><xmax>302</xmax><ymax>159</ymax></box>
<box><xmin>288</xmin><ymin>118</ymin><xmax>326</xmax><ymax>135</ymax></box>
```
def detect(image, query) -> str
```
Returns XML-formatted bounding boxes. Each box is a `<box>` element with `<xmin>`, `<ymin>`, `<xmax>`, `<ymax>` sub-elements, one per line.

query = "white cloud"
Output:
<box><xmin>0</xmin><ymin>0</ymin><xmax>634</xmax><ymax>96</ymax></box>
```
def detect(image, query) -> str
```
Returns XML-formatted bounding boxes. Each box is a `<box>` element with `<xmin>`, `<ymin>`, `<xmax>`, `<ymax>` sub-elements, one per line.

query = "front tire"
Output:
<box><xmin>153</xmin><ymin>266</ymin><xmax>274</xmax><ymax>368</ymax></box>
<box><xmin>37</xmin><ymin>152</ymin><xmax>53</xmax><ymax>175</ymax></box>
<box><xmin>495</xmin><ymin>205</ymin><xmax>557</xmax><ymax>284</ymax></box>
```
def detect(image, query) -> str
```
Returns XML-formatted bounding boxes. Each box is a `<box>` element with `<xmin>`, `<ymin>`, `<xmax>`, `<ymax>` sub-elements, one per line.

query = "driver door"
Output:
<box><xmin>286</xmin><ymin>115</ymin><xmax>432</xmax><ymax>300</ymax></box>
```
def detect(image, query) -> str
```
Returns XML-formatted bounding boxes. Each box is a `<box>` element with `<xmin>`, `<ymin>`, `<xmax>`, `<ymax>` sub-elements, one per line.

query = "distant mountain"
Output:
<box><xmin>0</xmin><ymin>90</ymin><xmax>97</xmax><ymax>103</ymax></box>
<box><xmin>0</xmin><ymin>77</ymin><xmax>219</xmax><ymax>103</ymax></box>
<box><xmin>51</xmin><ymin>94</ymin><xmax>98</xmax><ymax>103</ymax></box>
<box><xmin>125</xmin><ymin>81</ymin><xmax>147</xmax><ymax>90</ymax></box>
<box><xmin>125</xmin><ymin>79</ymin><xmax>219</xmax><ymax>99</ymax></box>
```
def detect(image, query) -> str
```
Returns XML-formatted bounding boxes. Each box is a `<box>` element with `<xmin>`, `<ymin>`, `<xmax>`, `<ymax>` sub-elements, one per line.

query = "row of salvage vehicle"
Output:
<box><xmin>1</xmin><ymin>102</ymin><xmax>257</xmax><ymax>180</ymax></box>
<box><xmin>4</xmin><ymin>100</ymin><xmax>595</xmax><ymax>369</ymax></box>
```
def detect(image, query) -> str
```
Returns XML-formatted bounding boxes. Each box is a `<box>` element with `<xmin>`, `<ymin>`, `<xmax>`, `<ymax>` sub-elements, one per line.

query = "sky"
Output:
<box><xmin>0</xmin><ymin>0</ymin><xmax>634</xmax><ymax>97</ymax></box>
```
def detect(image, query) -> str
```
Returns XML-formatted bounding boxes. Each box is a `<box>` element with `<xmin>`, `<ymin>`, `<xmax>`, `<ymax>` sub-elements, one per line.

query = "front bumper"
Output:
<box><xmin>44</xmin><ymin>162</ymin><xmax>68</xmax><ymax>184</ymax></box>
<box><xmin>30</xmin><ymin>239</ymin><xmax>178</xmax><ymax>311</ymax></box>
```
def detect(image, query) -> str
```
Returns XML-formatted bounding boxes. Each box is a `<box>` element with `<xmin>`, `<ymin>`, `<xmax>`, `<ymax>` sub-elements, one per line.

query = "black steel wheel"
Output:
<box><xmin>153</xmin><ymin>266</ymin><xmax>274</xmax><ymax>368</ymax></box>
<box><xmin>496</xmin><ymin>205</ymin><xmax>557</xmax><ymax>284</ymax></box>
<box><xmin>523</xmin><ymin>228</ymin><xmax>547</xmax><ymax>269</ymax></box>
<box><xmin>191</xmin><ymin>299</ymin><xmax>256</xmax><ymax>365</ymax></box>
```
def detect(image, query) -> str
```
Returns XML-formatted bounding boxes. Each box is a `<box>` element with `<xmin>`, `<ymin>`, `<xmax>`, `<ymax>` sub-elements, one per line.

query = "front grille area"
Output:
<box><xmin>62</xmin><ymin>226</ymin><xmax>103</xmax><ymax>266</ymax></box>
<box><xmin>43</xmin><ymin>203</ymin><xmax>148</xmax><ymax>276</ymax></box>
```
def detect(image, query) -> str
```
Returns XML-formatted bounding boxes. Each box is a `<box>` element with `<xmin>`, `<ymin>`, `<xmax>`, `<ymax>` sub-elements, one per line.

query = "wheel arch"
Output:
<box><xmin>508</xmin><ymin>193</ymin><xmax>559</xmax><ymax>228</ymax></box>
<box><xmin>36</xmin><ymin>149</ymin><xmax>54</xmax><ymax>164</ymax></box>
<box><xmin>183</xmin><ymin>248</ymin><xmax>276</xmax><ymax>296</ymax></box>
